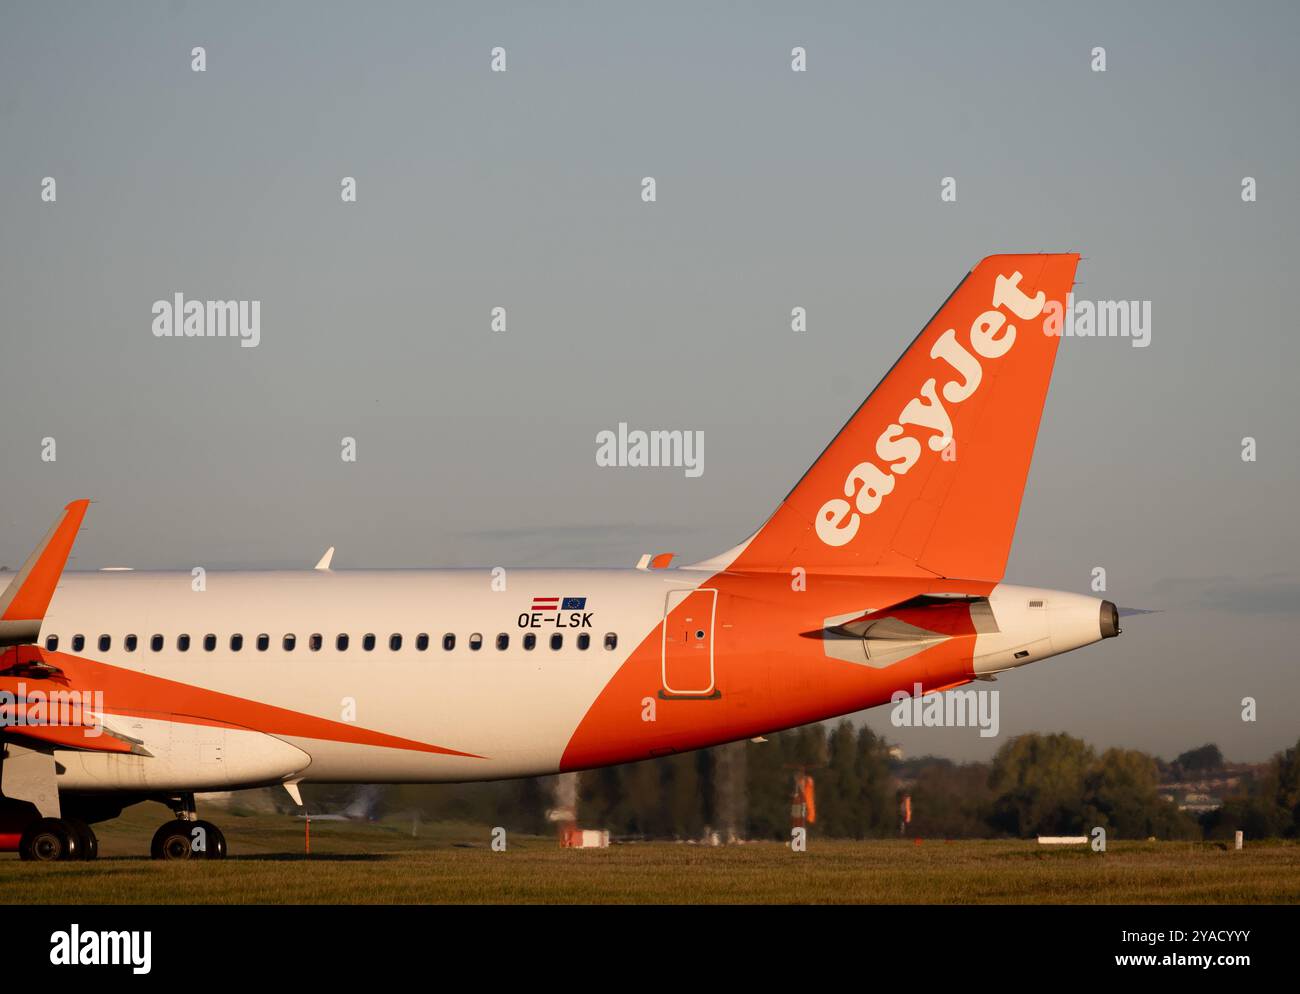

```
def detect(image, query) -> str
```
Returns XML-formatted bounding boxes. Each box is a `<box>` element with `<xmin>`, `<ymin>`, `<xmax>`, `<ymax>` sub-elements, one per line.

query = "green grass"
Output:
<box><xmin>3</xmin><ymin>804</ymin><xmax>1298</xmax><ymax>904</ymax></box>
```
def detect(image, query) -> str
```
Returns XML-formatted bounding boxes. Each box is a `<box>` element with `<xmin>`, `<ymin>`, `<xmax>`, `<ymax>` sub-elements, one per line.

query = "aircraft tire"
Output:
<box><xmin>19</xmin><ymin>818</ymin><xmax>82</xmax><ymax>862</ymax></box>
<box><xmin>190</xmin><ymin>819</ymin><xmax>228</xmax><ymax>859</ymax></box>
<box><xmin>64</xmin><ymin>817</ymin><xmax>99</xmax><ymax>860</ymax></box>
<box><xmin>150</xmin><ymin>821</ymin><xmax>195</xmax><ymax>861</ymax></box>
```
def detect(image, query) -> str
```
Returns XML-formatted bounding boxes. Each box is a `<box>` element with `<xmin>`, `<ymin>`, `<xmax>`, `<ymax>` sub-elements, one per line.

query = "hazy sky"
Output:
<box><xmin>2</xmin><ymin>1</ymin><xmax>1297</xmax><ymax>763</ymax></box>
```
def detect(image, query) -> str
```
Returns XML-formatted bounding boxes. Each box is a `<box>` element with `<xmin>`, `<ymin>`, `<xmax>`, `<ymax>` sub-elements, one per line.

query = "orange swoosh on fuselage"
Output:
<box><xmin>0</xmin><ymin>648</ymin><xmax>484</xmax><ymax>760</ymax></box>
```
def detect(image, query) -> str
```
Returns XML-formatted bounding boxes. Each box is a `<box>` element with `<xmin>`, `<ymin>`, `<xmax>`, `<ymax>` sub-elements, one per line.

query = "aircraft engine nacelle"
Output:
<box><xmin>972</xmin><ymin>584</ymin><xmax>1119</xmax><ymax>675</ymax></box>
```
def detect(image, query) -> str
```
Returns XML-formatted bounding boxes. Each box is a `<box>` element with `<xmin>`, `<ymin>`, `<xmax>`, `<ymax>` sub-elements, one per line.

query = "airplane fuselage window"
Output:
<box><xmin>33</xmin><ymin>627</ymin><xmax>622</xmax><ymax>659</ymax></box>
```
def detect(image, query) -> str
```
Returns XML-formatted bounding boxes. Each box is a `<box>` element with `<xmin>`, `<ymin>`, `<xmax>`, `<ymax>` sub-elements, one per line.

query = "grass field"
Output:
<box><xmin>3</xmin><ymin>804</ymin><xmax>1299</xmax><ymax>904</ymax></box>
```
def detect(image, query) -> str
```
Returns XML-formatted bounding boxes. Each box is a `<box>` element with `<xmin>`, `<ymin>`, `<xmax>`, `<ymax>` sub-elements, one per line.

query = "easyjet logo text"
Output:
<box><xmin>815</xmin><ymin>271</ymin><xmax>1047</xmax><ymax>547</ymax></box>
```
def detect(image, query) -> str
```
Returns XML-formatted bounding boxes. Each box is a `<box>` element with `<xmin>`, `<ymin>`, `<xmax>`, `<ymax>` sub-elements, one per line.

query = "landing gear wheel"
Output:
<box><xmin>64</xmin><ymin>818</ymin><xmax>99</xmax><ymax>860</ymax></box>
<box><xmin>150</xmin><ymin>819</ymin><xmax>227</xmax><ymax>860</ymax></box>
<box><xmin>190</xmin><ymin>820</ymin><xmax>227</xmax><ymax>859</ymax></box>
<box><xmin>19</xmin><ymin>818</ymin><xmax>82</xmax><ymax>862</ymax></box>
<box><xmin>150</xmin><ymin>821</ymin><xmax>195</xmax><ymax>861</ymax></box>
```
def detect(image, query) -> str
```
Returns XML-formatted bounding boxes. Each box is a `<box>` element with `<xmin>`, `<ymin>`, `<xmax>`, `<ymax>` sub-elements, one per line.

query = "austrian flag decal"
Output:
<box><xmin>531</xmin><ymin>596</ymin><xmax>587</xmax><ymax>611</ymax></box>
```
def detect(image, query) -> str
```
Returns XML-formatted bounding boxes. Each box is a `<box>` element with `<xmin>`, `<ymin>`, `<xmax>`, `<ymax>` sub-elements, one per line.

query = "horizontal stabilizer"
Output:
<box><xmin>825</xmin><ymin>594</ymin><xmax>999</xmax><ymax>639</ymax></box>
<box><xmin>809</xmin><ymin>594</ymin><xmax>998</xmax><ymax>669</ymax></box>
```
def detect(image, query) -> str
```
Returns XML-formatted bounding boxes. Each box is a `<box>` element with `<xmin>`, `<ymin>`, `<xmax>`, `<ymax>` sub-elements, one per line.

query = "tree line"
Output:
<box><xmin>303</xmin><ymin>724</ymin><xmax>1300</xmax><ymax>841</ymax></box>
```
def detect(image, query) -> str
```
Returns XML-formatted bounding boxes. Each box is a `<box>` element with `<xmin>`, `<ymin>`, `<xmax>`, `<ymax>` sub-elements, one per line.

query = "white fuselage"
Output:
<box><xmin>21</xmin><ymin>569</ymin><xmax>1112</xmax><ymax>795</ymax></box>
<box><xmin>38</xmin><ymin>568</ymin><xmax>689</xmax><ymax>789</ymax></box>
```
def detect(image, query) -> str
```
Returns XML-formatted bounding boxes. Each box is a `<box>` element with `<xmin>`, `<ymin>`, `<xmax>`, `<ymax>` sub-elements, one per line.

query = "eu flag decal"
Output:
<box><xmin>561</xmin><ymin>597</ymin><xmax>587</xmax><ymax>610</ymax></box>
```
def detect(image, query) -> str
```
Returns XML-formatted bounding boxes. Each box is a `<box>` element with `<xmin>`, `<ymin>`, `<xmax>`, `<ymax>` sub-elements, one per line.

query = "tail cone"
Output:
<box><xmin>1100</xmin><ymin>600</ymin><xmax>1121</xmax><ymax>638</ymax></box>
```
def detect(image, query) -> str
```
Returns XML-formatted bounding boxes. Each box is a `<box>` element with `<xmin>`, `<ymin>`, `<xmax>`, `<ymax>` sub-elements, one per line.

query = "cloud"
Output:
<box><xmin>1153</xmin><ymin>573</ymin><xmax>1300</xmax><ymax>615</ymax></box>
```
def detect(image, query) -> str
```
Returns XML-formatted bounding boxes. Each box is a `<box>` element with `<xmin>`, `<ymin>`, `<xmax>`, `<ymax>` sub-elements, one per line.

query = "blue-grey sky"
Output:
<box><xmin>2</xmin><ymin>1</ymin><xmax>1297</xmax><ymax>763</ymax></box>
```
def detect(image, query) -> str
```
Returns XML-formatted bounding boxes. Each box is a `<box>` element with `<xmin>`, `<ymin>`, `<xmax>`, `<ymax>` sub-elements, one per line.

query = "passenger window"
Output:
<box><xmin>416</xmin><ymin>633</ymin><xmax>429</xmax><ymax>651</ymax></box>
<box><xmin>363</xmin><ymin>633</ymin><xmax>376</xmax><ymax>651</ymax></box>
<box><xmin>72</xmin><ymin>634</ymin><xmax>85</xmax><ymax>652</ymax></box>
<box><xmin>496</xmin><ymin>633</ymin><xmax>509</xmax><ymax>650</ymax></box>
<box><xmin>550</xmin><ymin>633</ymin><xmax>563</xmax><ymax>651</ymax></box>
<box><xmin>310</xmin><ymin>634</ymin><xmax>323</xmax><ymax>651</ymax></box>
<box><xmin>577</xmin><ymin>632</ymin><xmax>590</xmax><ymax>650</ymax></box>
<box><xmin>523</xmin><ymin>633</ymin><xmax>536</xmax><ymax>650</ymax></box>
<box><xmin>283</xmin><ymin>634</ymin><xmax>296</xmax><ymax>651</ymax></box>
<box><xmin>469</xmin><ymin>633</ymin><xmax>483</xmax><ymax>651</ymax></box>
<box><xmin>99</xmin><ymin>634</ymin><xmax>111</xmax><ymax>652</ymax></box>
<box><xmin>604</xmin><ymin>633</ymin><xmax>618</xmax><ymax>651</ymax></box>
<box><xmin>257</xmin><ymin>634</ymin><xmax>270</xmax><ymax>651</ymax></box>
<box><xmin>389</xmin><ymin>634</ymin><xmax>402</xmax><ymax>651</ymax></box>
<box><xmin>203</xmin><ymin>634</ymin><xmax>216</xmax><ymax>651</ymax></box>
<box><xmin>230</xmin><ymin>634</ymin><xmax>243</xmax><ymax>651</ymax></box>
<box><xmin>336</xmin><ymin>634</ymin><xmax>349</xmax><ymax>651</ymax></box>
<box><xmin>151</xmin><ymin>634</ymin><xmax>164</xmax><ymax>652</ymax></box>
<box><xmin>45</xmin><ymin>635</ymin><xmax>58</xmax><ymax>651</ymax></box>
<box><xmin>125</xmin><ymin>634</ymin><xmax>138</xmax><ymax>652</ymax></box>
<box><xmin>177</xmin><ymin>634</ymin><xmax>190</xmax><ymax>652</ymax></box>
<box><xmin>442</xmin><ymin>633</ymin><xmax>456</xmax><ymax>651</ymax></box>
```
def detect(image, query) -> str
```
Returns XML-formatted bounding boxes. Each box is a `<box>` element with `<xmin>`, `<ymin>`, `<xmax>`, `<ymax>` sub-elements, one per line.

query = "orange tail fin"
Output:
<box><xmin>724</xmin><ymin>254</ymin><xmax>1079</xmax><ymax>580</ymax></box>
<box><xmin>0</xmin><ymin>499</ymin><xmax>90</xmax><ymax>646</ymax></box>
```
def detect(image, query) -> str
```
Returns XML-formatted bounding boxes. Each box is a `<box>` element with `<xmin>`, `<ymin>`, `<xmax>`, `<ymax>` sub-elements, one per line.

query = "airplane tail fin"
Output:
<box><xmin>716</xmin><ymin>254</ymin><xmax>1079</xmax><ymax>581</ymax></box>
<box><xmin>0</xmin><ymin>499</ymin><xmax>91</xmax><ymax>646</ymax></box>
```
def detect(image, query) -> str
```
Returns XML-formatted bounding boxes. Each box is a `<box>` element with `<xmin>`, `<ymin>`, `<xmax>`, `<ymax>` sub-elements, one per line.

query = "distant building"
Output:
<box><xmin>1158</xmin><ymin>763</ymin><xmax>1261</xmax><ymax>814</ymax></box>
<box><xmin>1175</xmin><ymin>792</ymin><xmax>1222</xmax><ymax>814</ymax></box>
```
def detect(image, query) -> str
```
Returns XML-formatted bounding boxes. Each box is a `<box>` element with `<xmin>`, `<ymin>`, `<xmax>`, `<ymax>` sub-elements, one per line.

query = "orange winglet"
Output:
<box><xmin>0</xmin><ymin>500</ymin><xmax>90</xmax><ymax>644</ymax></box>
